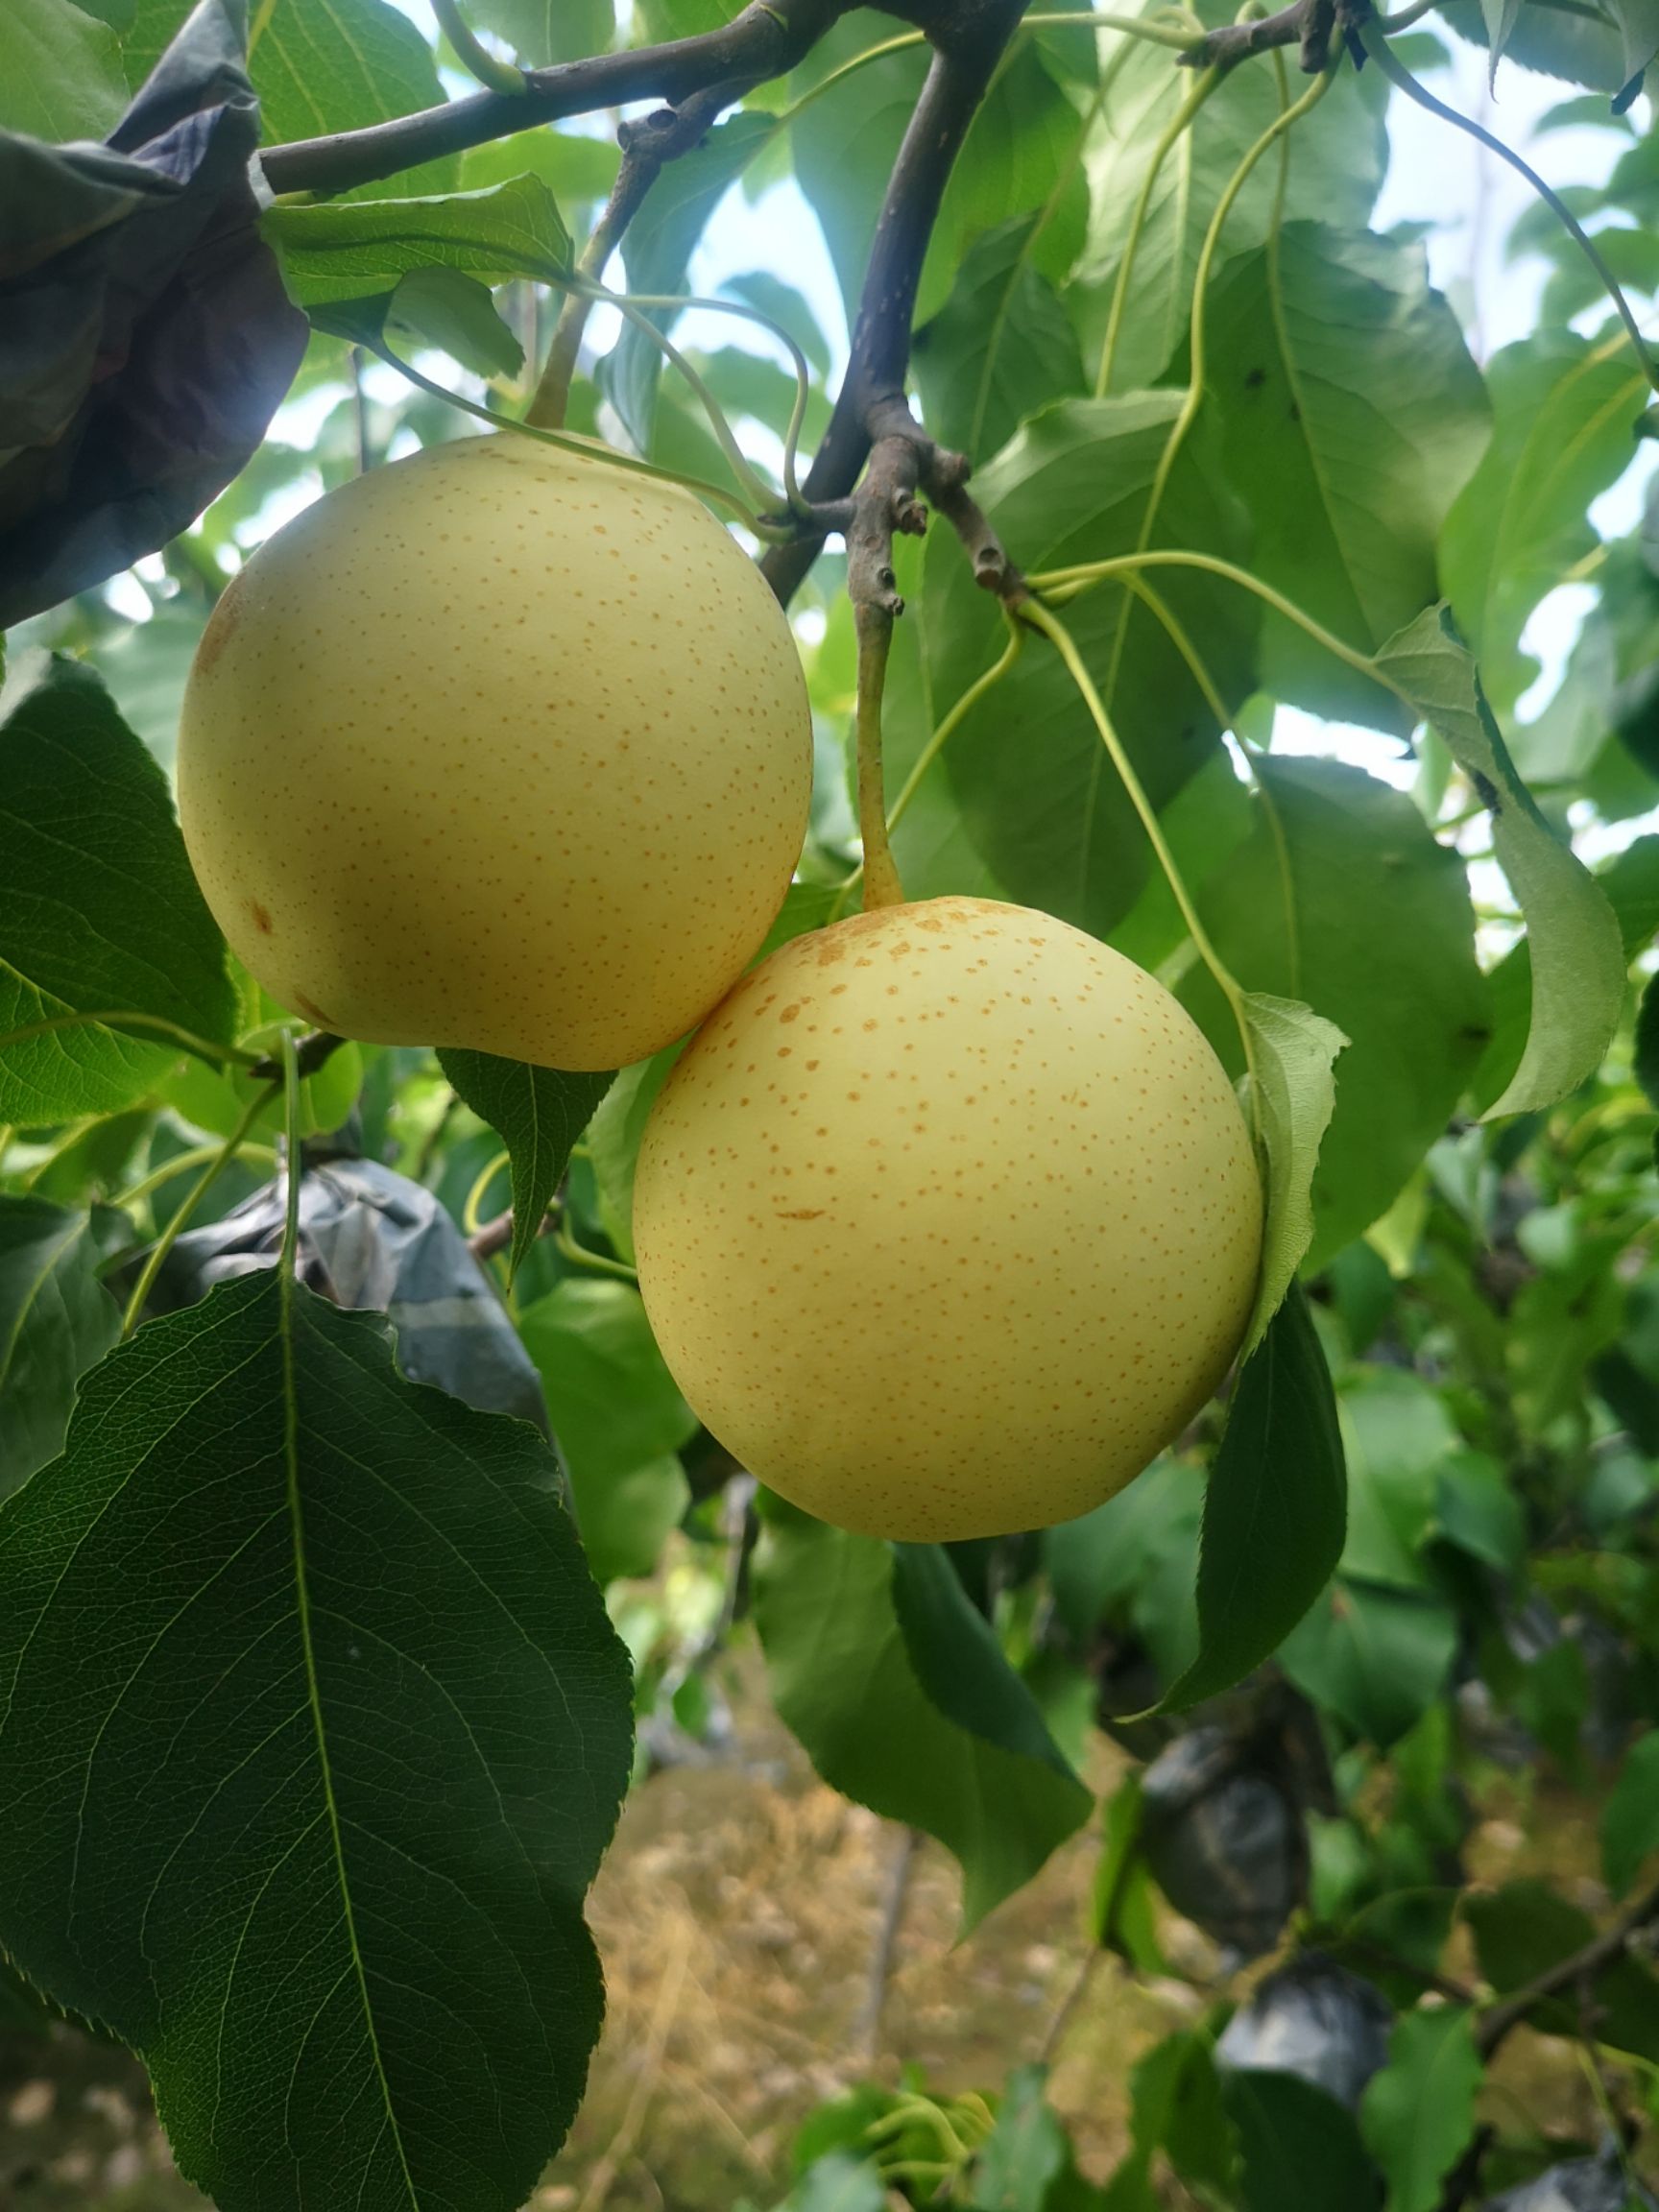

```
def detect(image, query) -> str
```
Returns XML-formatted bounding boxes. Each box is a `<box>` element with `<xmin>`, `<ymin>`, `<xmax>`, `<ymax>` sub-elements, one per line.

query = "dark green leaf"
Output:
<box><xmin>1103</xmin><ymin>2032</ymin><xmax>1238</xmax><ymax>2209</ymax></box>
<box><xmin>516</xmin><ymin>1278</ymin><xmax>696</xmax><ymax>1584</ymax></box>
<box><xmin>1468</xmin><ymin>1881</ymin><xmax>1659</xmax><ymax>2060</ymax></box>
<box><xmin>1603</xmin><ymin>1732</ymin><xmax>1659</xmax><ymax>1895</ymax></box>
<box><xmin>1183</xmin><ymin>757</ymin><xmax>1487</xmax><ymax>1264</ymax></box>
<box><xmin>1204</xmin><ymin>223</ymin><xmax>1488</xmax><ymax>729</ymax></box>
<box><xmin>922</xmin><ymin>393</ymin><xmax>1257</xmax><ymax>939</ymax></box>
<box><xmin>1223</xmin><ymin>2071</ymin><xmax>1381</xmax><ymax>2212</ymax></box>
<box><xmin>1156</xmin><ymin>1284</ymin><xmax>1344</xmax><ymax>1712</ymax></box>
<box><xmin>0</xmin><ymin>654</ymin><xmax>234</xmax><ymax>1124</ymax></box>
<box><xmin>1439</xmin><ymin>331</ymin><xmax>1649</xmax><ymax>712</ymax></box>
<box><xmin>1434</xmin><ymin>1451</ymin><xmax>1527</xmax><ymax>1573</ymax></box>
<box><xmin>913</xmin><ymin>216</ymin><xmax>1088</xmax><ymax>462</ymax></box>
<box><xmin>1375</xmin><ymin>606</ymin><xmax>1624</xmax><ymax>1119</ymax></box>
<box><xmin>0</xmin><ymin>0</ymin><xmax>127</xmax><ymax>137</ymax></box>
<box><xmin>752</xmin><ymin>1503</ymin><xmax>1092</xmax><ymax>1931</ymax></box>
<box><xmin>0</xmin><ymin>1270</ymin><xmax>633</xmax><ymax>2210</ymax></box>
<box><xmin>603</xmin><ymin>114</ymin><xmax>776</xmax><ymax>451</ymax></box>
<box><xmin>437</xmin><ymin>1049</ymin><xmax>612</xmax><ymax>1283</ymax></box>
<box><xmin>1636</xmin><ymin>970</ymin><xmax>1659</xmax><ymax>1110</ymax></box>
<box><xmin>1280</xmin><ymin>1577</ymin><xmax>1457</xmax><ymax>1747</ymax></box>
<box><xmin>265</xmin><ymin>175</ymin><xmax>571</xmax><ymax>305</ymax></box>
<box><xmin>1358</xmin><ymin>2008</ymin><xmax>1480</xmax><ymax>2212</ymax></box>
<box><xmin>0</xmin><ymin>1197</ymin><xmax>120</xmax><ymax>1501</ymax></box>
<box><xmin>891</xmin><ymin>1544</ymin><xmax>1086</xmax><ymax>1777</ymax></box>
<box><xmin>252</xmin><ymin>0</ymin><xmax>459</xmax><ymax>199</ymax></box>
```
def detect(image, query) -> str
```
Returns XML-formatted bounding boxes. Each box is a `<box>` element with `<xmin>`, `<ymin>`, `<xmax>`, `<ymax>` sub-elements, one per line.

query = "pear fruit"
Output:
<box><xmin>177</xmin><ymin>433</ymin><xmax>812</xmax><ymax>1070</ymax></box>
<box><xmin>633</xmin><ymin>897</ymin><xmax>1262</xmax><ymax>1541</ymax></box>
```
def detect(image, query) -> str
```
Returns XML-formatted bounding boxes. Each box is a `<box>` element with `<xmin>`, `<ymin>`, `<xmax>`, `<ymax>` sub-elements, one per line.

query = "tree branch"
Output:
<box><xmin>1474</xmin><ymin>1879</ymin><xmax>1659</xmax><ymax>2060</ymax></box>
<box><xmin>760</xmin><ymin>0</ymin><xmax>1030</xmax><ymax>607</ymax></box>
<box><xmin>259</xmin><ymin>0</ymin><xmax>849</xmax><ymax>198</ymax></box>
<box><xmin>1177</xmin><ymin>0</ymin><xmax>1337</xmax><ymax>70</ymax></box>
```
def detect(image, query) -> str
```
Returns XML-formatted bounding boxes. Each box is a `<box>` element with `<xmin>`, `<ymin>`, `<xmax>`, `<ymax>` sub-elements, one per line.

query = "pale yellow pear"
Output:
<box><xmin>177</xmin><ymin>433</ymin><xmax>812</xmax><ymax>1070</ymax></box>
<box><xmin>634</xmin><ymin>897</ymin><xmax>1263</xmax><ymax>1541</ymax></box>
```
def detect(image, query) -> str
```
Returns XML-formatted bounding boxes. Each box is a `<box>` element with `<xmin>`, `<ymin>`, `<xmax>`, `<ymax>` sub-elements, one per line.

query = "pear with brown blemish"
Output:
<box><xmin>633</xmin><ymin>897</ymin><xmax>1263</xmax><ymax>1541</ymax></box>
<box><xmin>177</xmin><ymin>433</ymin><xmax>812</xmax><ymax>1070</ymax></box>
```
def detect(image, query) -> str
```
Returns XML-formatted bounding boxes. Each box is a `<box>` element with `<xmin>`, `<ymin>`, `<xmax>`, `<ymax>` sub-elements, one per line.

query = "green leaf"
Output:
<box><xmin>1238</xmin><ymin>993</ymin><xmax>1347</xmax><ymax>1358</ymax></box>
<box><xmin>0</xmin><ymin>0</ymin><xmax>127</xmax><ymax>137</ymax></box>
<box><xmin>1044</xmin><ymin>1455</ymin><xmax>1202</xmax><ymax>1676</ymax></box>
<box><xmin>1439</xmin><ymin>331</ymin><xmax>1649</xmax><ymax>713</ymax></box>
<box><xmin>1183</xmin><ymin>757</ymin><xmax>1487</xmax><ymax>1265</ymax></box>
<box><xmin>921</xmin><ymin>394</ymin><xmax>1258</xmax><ymax>940</ymax></box>
<box><xmin>1157</xmin><ymin>1284</ymin><xmax>1344</xmax><ymax>1713</ymax></box>
<box><xmin>969</xmin><ymin>2066</ymin><xmax>1093</xmax><ymax>2211</ymax></box>
<box><xmin>1091</xmin><ymin>1775</ymin><xmax>1165</xmax><ymax>1973</ymax></box>
<box><xmin>437</xmin><ymin>1050</ymin><xmax>612</xmax><ymax>1283</ymax></box>
<box><xmin>1603</xmin><ymin>1731</ymin><xmax>1659</xmax><ymax>1895</ymax></box>
<box><xmin>1070</xmin><ymin>10</ymin><xmax>1388</xmax><ymax>392</ymax></box>
<box><xmin>604</xmin><ymin>113</ymin><xmax>777</xmax><ymax>451</ymax></box>
<box><xmin>265</xmin><ymin>175</ymin><xmax>571</xmax><ymax>305</ymax></box>
<box><xmin>779</xmin><ymin>2153</ymin><xmax>888</xmax><ymax>2212</ymax></box>
<box><xmin>786</xmin><ymin>13</ymin><xmax>931</xmax><ymax>326</ymax></box>
<box><xmin>913</xmin><ymin>217</ymin><xmax>1088</xmax><ymax>463</ymax></box>
<box><xmin>722</xmin><ymin>272</ymin><xmax>831</xmax><ymax>379</ymax></box>
<box><xmin>251</xmin><ymin>0</ymin><xmax>459</xmax><ymax>199</ymax></box>
<box><xmin>386</xmin><ymin>266</ymin><xmax>522</xmax><ymax>376</ymax></box>
<box><xmin>0</xmin><ymin>1197</ymin><xmax>119</xmax><ymax>1502</ymax></box>
<box><xmin>915</xmin><ymin>41</ymin><xmax>1091</xmax><ymax>325</ymax></box>
<box><xmin>0</xmin><ymin>654</ymin><xmax>235</xmax><ymax>1125</ymax></box>
<box><xmin>1374</xmin><ymin>606</ymin><xmax>1624</xmax><ymax>1119</ymax></box>
<box><xmin>1223</xmin><ymin>2072</ymin><xmax>1378</xmax><ymax>2212</ymax></box>
<box><xmin>459</xmin><ymin>127</ymin><xmax>620</xmax><ymax>204</ymax></box>
<box><xmin>752</xmin><ymin>1503</ymin><xmax>1092</xmax><ymax>1931</ymax></box>
<box><xmin>462</xmin><ymin>0</ymin><xmax>610</xmax><ymax>66</ymax></box>
<box><xmin>1280</xmin><ymin>1577</ymin><xmax>1457</xmax><ymax>1747</ymax></box>
<box><xmin>1339</xmin><ymin>1367</ymin><xmax>1459</xmax><ymax>1590</ymax></box>
<box><xmin>516</xmin><ymin>1278</ymin><xmax>696</xmax><ymax>1584</ymax></box>
<box><xmin>1358</xmin><ymin>2008</ymin><xmax>1481</xmax><ymax>2212</ymax></box>
<box><xmin>1103</xmin><ymin>2032</ymin><xmax>1238</xmax><ymax>2210</ymax></box>
<box><xmin>1204</xmin><ymin>223</ymin><xmax>1489</xmax><ymax>730</ymax></box>
<box><xmin>0</xmin><ymin>1270</ymin><xmax>634</xmax><ymax>2210</ymax></box>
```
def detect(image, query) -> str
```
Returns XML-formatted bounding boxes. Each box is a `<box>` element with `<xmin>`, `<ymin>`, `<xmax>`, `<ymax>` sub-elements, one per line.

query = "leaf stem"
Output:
<box><xmin>121</xmin><ymin>1080</ymin><xmax>280</xmax><ymax>1338</ymax></box>
<box><xmin>1094</xmin><ymin>66</ymin><xmax>1220</xmax><ymax>397</ymax></box>
<box><xmin>116</xmin><ymin>1138</ymin><xmax>279</xmax><ymax>1215</ymax></box>
<box><xmin>280</xmin><ymin>1033</ymin><xmax>302</xmax><ymax>1275</ymax></box>
<box><xmin>0</xmin><ymin>1010</ymin><xmax>261</xmax><ymax>1069</ymax></box>
<box><xmin>1023</xmin><ymin>601</ymin><xmax>1254</xmax><ymax>1074</ymax></box>
<box><xmin>429</xmin><ymin>0</ymin><xmax>527</xmax><ymax>96</ymax></box>
<box><xmin>1032</xmin><ymin>550</ymin><xmax>1382</xmax><ymax>682</ymax></box>
<box><xmin>854</xmin><ymin>605</ymin><xmax>905</xmax><ymax>911</ymax></box>
<box><xmin>1358</xmin><ymin>17</ymin><xmax>1659</xmax><ymax>394</ymax></box>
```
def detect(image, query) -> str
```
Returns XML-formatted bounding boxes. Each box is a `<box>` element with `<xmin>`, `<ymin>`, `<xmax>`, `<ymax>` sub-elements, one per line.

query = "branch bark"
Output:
<box><xmin>1177</xmin><ymin>0</ymin><xmax>1338</xmax><ymax>70</ymax></box>
<box><xmin>760</xmin><ymin>1</ymin><xmax>1029</xmax><ymax>608</ymax></box>
<box><xmin>259</xmin><ymin>0</ymin><xmax>850</xmax><ymax>197</ymax></box>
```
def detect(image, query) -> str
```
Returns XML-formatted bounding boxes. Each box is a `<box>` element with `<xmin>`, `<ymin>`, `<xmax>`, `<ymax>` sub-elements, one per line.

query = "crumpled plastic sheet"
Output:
<box><xmin>1141</xmin><ymin>1722</ymin><xmax>1306</xmax><ymax>1961</ymax></box>
<box><xmin>1215</xmin><ymin>1953</ymin><xmax>1394</xmax><ymax>2112</ymax></box>
<box><xmin>0</xmin><ymin>0</ymin><xmax>307</xmax><ymax>623</ymax></box>
<box><xmin>142</xmin><ymin>1156</ymin><xmax>550</xmax><ymax>1434</ymax></box>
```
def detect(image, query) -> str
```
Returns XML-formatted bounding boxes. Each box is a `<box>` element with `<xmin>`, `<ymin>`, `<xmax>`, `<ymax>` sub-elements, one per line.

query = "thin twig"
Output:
<box><xmin>854</xmin><ymin>1826</ymin><xmax>920</xmax><ymax>2062</ymax></box>
<box><xmin>1476</xmin><ymin>1879</ymin><xmax>1659</xmax><ymax>2059</ymax></box>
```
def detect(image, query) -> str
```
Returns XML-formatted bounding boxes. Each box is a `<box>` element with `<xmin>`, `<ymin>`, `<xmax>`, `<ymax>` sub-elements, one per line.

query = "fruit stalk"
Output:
<box><xmin>854</xmin><ymin>603</ymin><xmax>905</xmax><ymax>912</ymax></box>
